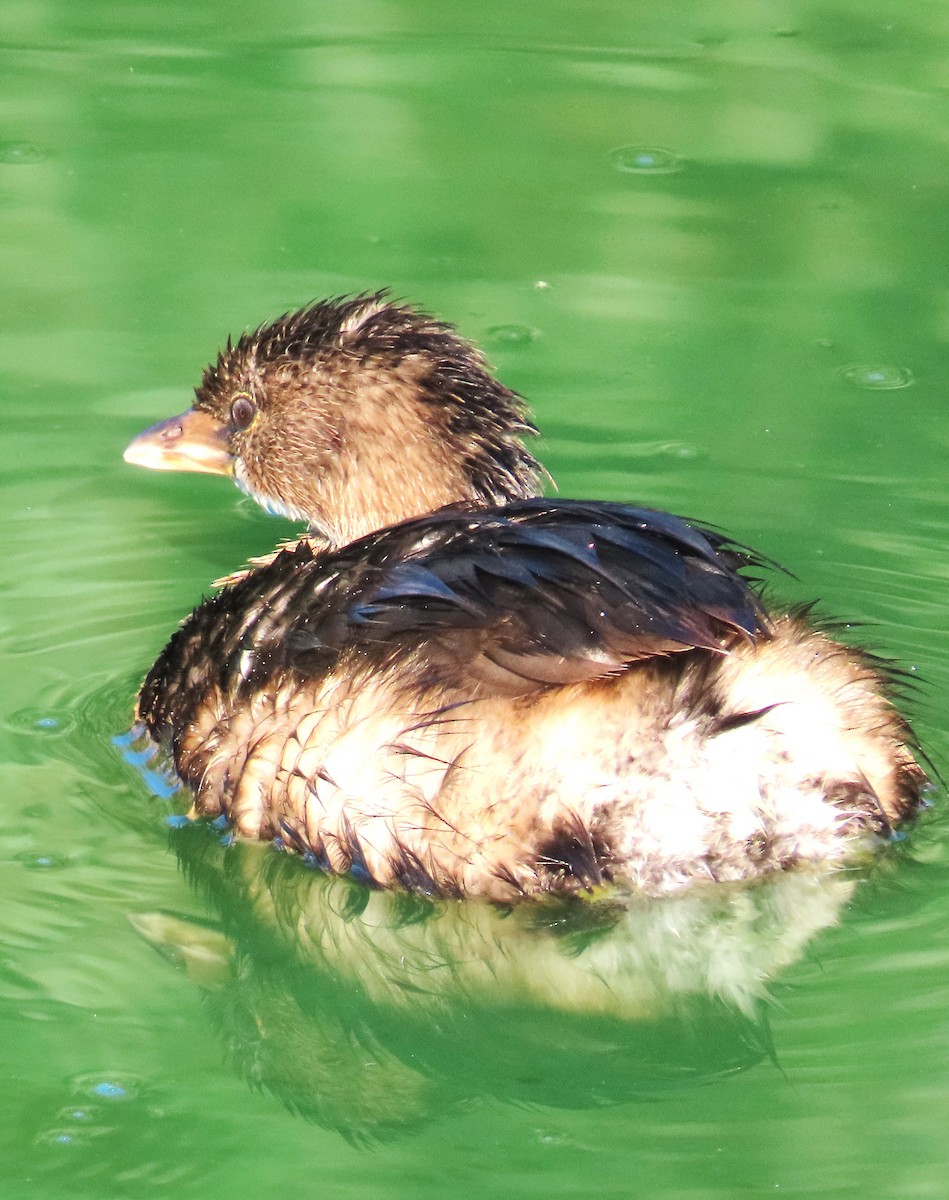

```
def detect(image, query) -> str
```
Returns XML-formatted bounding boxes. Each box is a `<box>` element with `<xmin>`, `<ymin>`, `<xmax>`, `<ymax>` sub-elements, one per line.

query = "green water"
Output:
<box><xmin>2</xmin><ymin>1</ymin><xmax>948</xmax><ymax>1196</ymax></box>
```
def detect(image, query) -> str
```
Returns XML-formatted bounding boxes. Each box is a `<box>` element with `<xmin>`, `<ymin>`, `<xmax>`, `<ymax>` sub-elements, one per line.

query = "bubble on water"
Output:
<box><xmin>57</xmin><ymin>1106</ymin><xmax>98</xmax><ymax>1123</ymax></box>
<box><xmin>534</xmin><ymin>1128</ymin><xmax>570</xmax><ymax>1146</ymax></box>
<box><xmin>839</xmin><ymin>364</ymin><xmax>914</xmax><ymax>391</ymax></box>
<box><xmin>485</xmin><ymin>324</ymin><xmax>539</xmax><ymax>349</ymax></box>
<box><xmin>0</xmin><ymin>141</ymin><xmax>46</xmax><ymax>164</ymax></box>
<box><xmin>36</xmin><ymin>1128</ymin><xmax>79</xmax><ymax>1147</ymax></box>
<box><xmin>71</xmin><ymin>1072</ymin><xmax>140</xmax><ymax>1102</ymax></box>
<box><xmin>36</xmin><ymin>1107</ymin><xmax>105</xmax><ymax>1149</ymax></box>
<box><xmin>611</xmin><ymin>145</ymin><xmax>683</xmax><ymax>175</ymax></box>
<box><xmin>6</xmin><ymin>707</ymin><xmax>75</xmax><ymax>737</ymax></box>
<box><xmin>92</xmin><ymin>1081</ymin><xmax>128</xmax><ymax>1099</ymax></box>
<box><xmin>16</xmin><ymin>851</ymin><xmax>71</xmax><ymax>870</ymax></box>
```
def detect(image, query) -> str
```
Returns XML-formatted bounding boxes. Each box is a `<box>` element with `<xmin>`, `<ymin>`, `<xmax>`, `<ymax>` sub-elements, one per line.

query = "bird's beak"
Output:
<box><xmin>123</xmin><ymin>409</ymin><xmax>234</xmax><ymax>476</ymax></box>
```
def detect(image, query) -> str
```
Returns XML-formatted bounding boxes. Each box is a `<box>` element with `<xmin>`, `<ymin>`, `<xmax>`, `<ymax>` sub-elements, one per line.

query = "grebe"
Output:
<box><xmin>124</xmin><ymin>293</ymin><xmax>926</xmax><ymax>900</ymax></box>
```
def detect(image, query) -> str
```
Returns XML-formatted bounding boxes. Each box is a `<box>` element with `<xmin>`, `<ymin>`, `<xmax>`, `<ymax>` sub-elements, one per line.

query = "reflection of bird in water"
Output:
<box><xmin>130</xmin><ymin>828</ymin><xmax>858</xmax><ymax>1142</ymax></box>
<box><xmin>124</xmin><ymin>294</ymin><xmax>926</xmax><ymax>900</ymax></box>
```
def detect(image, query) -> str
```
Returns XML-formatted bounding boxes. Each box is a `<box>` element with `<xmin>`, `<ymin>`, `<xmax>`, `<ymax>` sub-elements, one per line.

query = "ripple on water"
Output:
<box><xmin>34</xmin><ymin>1078</ymin><xmax>138</xmax><ymax>1151</ymax></box>
<box><xmin>610</xmin><ymin>144</ymin><xmax>684</xmax><ymax>175</ymax></box>
<box><xmin>484</xmin><ymin>324</ymin><xmax>540</xmax><ymax>348</ymax></box>
<box><xmin>839</xmin><ymin>363</ymin><xmax>915</xmax><ymax>391</ymax></box>
<box><xmin>57</xmin><ymin>1105</ymin><xmax>100</xmax><ymax>1123</ymax></box>
<box><xmin>14</xmin><ymin>850</ymin><xmax>73</xmax><ymax>871</ymax></box>
<box><xmin>71</xmin><ymin>1072</ymin><xmax>140</xmax><ymax>1102</ymax></box>
<box><xmin>35</xmin><ymin>1128</ymin><xmax>88</xmax><ymax>1148</ymax></box>
<box><xmin>0</xmin><ymin>140</ymin><xmax>46</xmax><ymax>164</ymax></box>
<box><xmin>31</xmin><ymin>1075</ymin><xmax>202</xmax><ymax>1186</ymax></box>
<box><xmin>5</xmin><ymin>707</ymin><xmax>78</xmax><ymax>739</ymax></box>
<box><xmin>34</xmin><ymin>1104</ymin><xmax>105</xmax><ymax>1149</ymax></box>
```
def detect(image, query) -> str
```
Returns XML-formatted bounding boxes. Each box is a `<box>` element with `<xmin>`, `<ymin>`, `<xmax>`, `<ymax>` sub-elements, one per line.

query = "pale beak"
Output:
<box><xmin>124</xmin><ymin>409</ymin><xmax>234</xmax><ymax>476</ymax></box>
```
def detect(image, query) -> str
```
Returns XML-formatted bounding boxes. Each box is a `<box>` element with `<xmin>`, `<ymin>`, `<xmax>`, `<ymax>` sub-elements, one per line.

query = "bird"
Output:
<box><xmin>124</xmin><ymin>292</ymin><xmax>927</xmax><ymax>901</ymax></box>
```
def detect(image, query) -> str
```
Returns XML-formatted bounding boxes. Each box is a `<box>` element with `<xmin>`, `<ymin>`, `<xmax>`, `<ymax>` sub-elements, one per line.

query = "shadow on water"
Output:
<box><xmin>128</xmin><ymin>821</ymin><xmax>860</xmax><ymax>1144</ymax></box>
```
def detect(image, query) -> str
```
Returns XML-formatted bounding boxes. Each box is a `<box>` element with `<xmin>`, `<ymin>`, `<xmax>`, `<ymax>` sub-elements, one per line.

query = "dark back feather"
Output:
<box><xmin>139</xmin><ymin>500</ymin><xmax>770</xmax><ymax>733</ymax></box>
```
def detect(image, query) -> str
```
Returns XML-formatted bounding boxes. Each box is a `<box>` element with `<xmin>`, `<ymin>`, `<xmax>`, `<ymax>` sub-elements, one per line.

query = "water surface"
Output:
<box><xmin>2</xmin><ymin>2</ymin><xmax>948</xmax><ymax>1196</ymax></box>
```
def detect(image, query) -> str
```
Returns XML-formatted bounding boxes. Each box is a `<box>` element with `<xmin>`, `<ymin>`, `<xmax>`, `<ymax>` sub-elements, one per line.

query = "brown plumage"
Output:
<box><xmin>124</xmin><ymin>292</ymin><xmax>928</xmax><ymax>900</ymax></box>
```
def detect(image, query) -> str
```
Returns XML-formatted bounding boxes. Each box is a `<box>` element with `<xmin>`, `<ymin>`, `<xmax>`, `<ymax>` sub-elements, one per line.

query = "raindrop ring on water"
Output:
<box><xmin>838</xmin><ymin>364</ymin><xmax>915</xmax><ymax>391</ymax></box>
<box><xmin>0</xmin><ymin>141</ymin><xmax>46</xmax><ymax>164</ymax></box>
<box><xmin>70</xmin><ymin>1072</ymin><xmax>139</xmax><ymax>1102</ymax></box>
<box><xmin>485</xmin><ymin>325</ymin><xmax>540</xmax><ymax>348</ymax></box>
<box><xmin>15</xmin><ymin>850</ymin><xmax>71</xmax><ymax>870</ymax></box>
<box><xmin>610</xmin><ymin>145</ymin><xmax>683</xmax><ymax>175</ymax></box>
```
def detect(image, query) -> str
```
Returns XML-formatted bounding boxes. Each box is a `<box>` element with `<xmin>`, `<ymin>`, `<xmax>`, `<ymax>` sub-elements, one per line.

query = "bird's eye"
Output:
<box><xmin>230</xmin><ymin>394</ymin><xmax>257</xmax><ymax>430</ymax></box>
